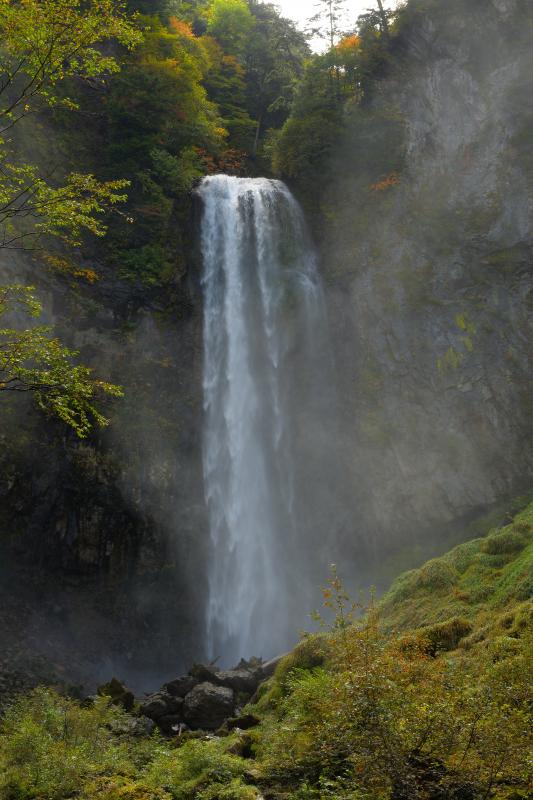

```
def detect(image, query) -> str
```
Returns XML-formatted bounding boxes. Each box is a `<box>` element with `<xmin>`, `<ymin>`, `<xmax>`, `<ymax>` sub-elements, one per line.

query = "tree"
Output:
<box><xmin>0</xmin><ymin>0</ymin><xmax>140</xmax><ymax>435</ymax></box>
<box><xmin>101</xmin><ymin>14</ymin><xmax>226</xmax><ymax>286</ymax></box>
<box><xmin>0</xmin><ymin>0</ymin><xmax>141</xmax><ymax>131</ymax></box>
<box><xmin>357</xmin><ymin>0</ymin><xmax>395</xmax><ymax>44</ymax></box>
<box><xmin>206</xmin><ymin>0</ymin><xmax>255</xmax><ymax>59</ymax></box>
<box><xmin>0</xmin><ymin>287</ymin><xmax>123</xmax><ymax>437</ymax></box>
<box><xmin>376</xmin><ymin>0</ymin><xmax>390</xmax><ymax>40</ymax></box>
<box><xmin>244</xmin><ymin>2</ymin><xmax>308</xmax><ymax>157</ymax></box>
<box><xmin>272</xmin><ymin>53</ymin><xmax>344</xmax><ymax>191</ymax></box>
<box><xmin>308</xmin><ymin>0</ymin><xmax>347</xmax><ymax>50</ymax></box>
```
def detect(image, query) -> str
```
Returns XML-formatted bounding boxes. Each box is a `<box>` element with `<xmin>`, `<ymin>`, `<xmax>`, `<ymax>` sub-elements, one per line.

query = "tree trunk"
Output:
<box><xmin>253</xmin><ymin>111</ymin><xmax>263</xmax><ymax>157</ymax></box>
<box><xmin>376</xmin><ymin>0</ymin><xmax>390</xmax><ymax>40</ymax></box>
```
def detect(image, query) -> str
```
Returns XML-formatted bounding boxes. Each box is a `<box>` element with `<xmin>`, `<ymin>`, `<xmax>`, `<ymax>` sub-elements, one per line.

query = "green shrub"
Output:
<box><xmin>417</xmin><ymin>616</ymin><xmax>473</xmax><ymax>654</ymax></box>
<box><xmin>481</xmin><ymin>529</ymin><xmax>528</xmax><ymax>555</ymax></box>
<box><xmin>0</xmin><ymin>689</ymin><xmax>134</xmax><ymax>800</ymax></box>
<box><xmin>197</xmin><ymin>777</ymin><xmax>259</xmax><ymax>799</ymax></box>
<box><xmin>445</xmin><ymin>539</ymin><xmax>483</xmax><ymax>574</ymax></box>
<box><xmin>145</xmin><ymin>738</ymin><xmax>249</xmax><ymax>800</ymax></box>
<box><xmin>82</xmin><ymin>776</ymin><xmax>171</xmax><ymax>799</ymax></box>
<box><xmin>415</xmin><ymin>558</ymin><xmax>458</xmax><ymax>590</ymax></box>
<box><xmin>273</xmin><ymin>634</ymin><xmax>331</xmax><ymax>694</ymax></box>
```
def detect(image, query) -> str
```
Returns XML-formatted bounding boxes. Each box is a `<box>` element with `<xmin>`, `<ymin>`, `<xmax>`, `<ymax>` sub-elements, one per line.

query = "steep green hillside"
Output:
<box><xmin>380</xmin><ymin>500</ymin><xmax>533</xmax><ymax>644</ymax></box>
<box><xmin>1</xmin><ymin>503</ymin><xmax>530</xmax><ymax>800</ymax></box>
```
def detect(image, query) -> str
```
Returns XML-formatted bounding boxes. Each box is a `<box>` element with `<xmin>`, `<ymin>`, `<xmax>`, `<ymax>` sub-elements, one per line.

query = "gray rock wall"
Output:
<box><xmin>317</xmin><ymin>0</ymin><xmax>533</xmax><ymax>581</ymax></box>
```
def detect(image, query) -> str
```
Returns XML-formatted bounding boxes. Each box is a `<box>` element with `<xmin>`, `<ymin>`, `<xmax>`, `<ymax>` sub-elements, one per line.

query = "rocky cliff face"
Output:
<box><xmin>0</xmin><ymin>218</ymin><xmax>208</xmax><ymax>688</ymax></box>
<box><xmin>1</xmin><ymin>0</ymin><xmax>532</xmax><ymax>690</ymax></box>
<box><xmin>316</xmin><ymin>0</ymin><xmax>533</xmax><ymax>580</ymax></box>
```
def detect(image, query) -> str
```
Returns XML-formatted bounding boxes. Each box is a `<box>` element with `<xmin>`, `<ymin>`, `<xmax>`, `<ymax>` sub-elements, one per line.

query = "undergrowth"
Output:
<box><xmin>0</xmin><ymin>504</ymin><xmax>531</xmax><ymax>800</ymax></box>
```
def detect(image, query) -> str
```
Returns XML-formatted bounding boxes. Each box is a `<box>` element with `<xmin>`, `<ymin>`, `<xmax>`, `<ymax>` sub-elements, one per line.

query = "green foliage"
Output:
<box><xmin>272</xmin><ymin>634</ymin><xmax>331</xmax><ymax>695</ymax></box>
<box><xmin>380</xmin><ymin>501</ymin><xmax>533</xmax><ymax>633</ymax></box>
<box><xmin>272</xmin><ymin>54</ymin><xmax>343</xmax><ymax>186</ymax></box>
<box><xmin>0</xmin><ymin>160</ymin><xmax>129</xmax><ymax>249</ymax></box>
<box><xmin>144</xmin><ymin>738</ymin><xmax>251</xmax><ymax>800</ymax></box>
<box><xmin>196</xmin><ymin>779</ymin><xmax>259</xmax><ymax>800</ymax></box>
<box><xmin>0</xmin><ymin>689</ymin><xmax>134</xmax><ymax>800</ymax></box>
<box><xmin>481</xmin><ymin>527</ymin><xmax>530</xmax><ymax>555</ymax></box>
<box><xmin>0</xmin><ymin>506</ymin><xmax>531</xmax><ymax>800</ymax></box>
<box><xmin>0</xmin><ymin>0</ymin><xmax>141</xmax><ymax>126</ymax></box>
<box><xmin>272</xmin><ymin>30</ymin><xmax>405</xmax><ymax>216</ymax></box>
<box><xmin>0</xmin><ymin>0</ymin><xmax>140</xmax><ymax>434</ymax></box>
<box><xmin>258</xmin><ymin>611</ymin><xmax>531</xmax><ymax>799</ymax></box>
<box><xmin>99</xmin><ymin>13</ymin><xmax>226</xmax><ymax>287</ymax></box>
<box><xmin>243</xmin><ymin>2</ymin><xmax>308</xmax><ymax>158</ymax></box>
<box><xmin>82</xmin><ymin>776</ymin><xmax>171</xmax><ymax>800</ymax></box>
<box><xmin>0</xmin><ymin>288</ymin><xmax>123</xmax><ymax>438</ymax></box>
<box><xmin>255</xmin><ymin>557</ymin><xmax>532</xmax><ymax>799</ymax></box>
<box><xmin>86</xmin><ymin>1</ymin><xmax>307</xmax><ymax>285</ymax></box>
<box><xmin>207</xmin><ymin>0</ymin><xmax>255</xmax><ymax>59</ymax></box>
<box><xmin>416</xmin><ymin>616</ymin><xmax>473</xmax><ymax>654</ymax></box>
<box><xmin>0</xmin><ymin>321</ymin><xmax>123</xmax><ymax>437</ymax></box>
<box><xmin>202</xmin><ymin>39</ymin><xmax>256</xmax><ymax>153</ymax></box>
<box><xmin>308</xmin><ymin>0</ymin><xmax>348</xmax><ymax>50</ymax></box>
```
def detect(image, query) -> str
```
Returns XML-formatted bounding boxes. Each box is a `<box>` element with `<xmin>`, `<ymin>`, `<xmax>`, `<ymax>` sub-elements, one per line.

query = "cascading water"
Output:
<box><xmin>199</xmin><ymin>175</ymin><xmax>335</xmax><ymax>665</ymax></box>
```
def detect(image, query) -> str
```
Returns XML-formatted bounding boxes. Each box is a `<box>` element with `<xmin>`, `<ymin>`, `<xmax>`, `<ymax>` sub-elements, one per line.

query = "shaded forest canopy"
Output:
<box><xmin>0</xmin><ymin>0</ymin><xmax>407</xmax><ymax>435</ymax></box>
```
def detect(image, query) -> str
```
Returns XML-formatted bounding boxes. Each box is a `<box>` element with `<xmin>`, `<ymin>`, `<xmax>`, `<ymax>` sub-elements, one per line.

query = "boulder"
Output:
<box><xmin>183</xmin><ymin>681</ymin><xmax>234</xmax><ymax>729</ymax></box>
<box><xmin>158</xmin><ymin>714</ymin><xmax>188</xmax><ymax>735</ymax></box>
<box><xmin>164</xmin><ymin>675</ymin><xmax>198</xmax><ymax>698</ymax></box>
<box><xmin>140</xmin><ymin>692</ymin><xmax>183</xmax><ymax>721</ymax></box>
<box><xmin>189</xmin><ymin>663</ymin><xmax>221</xmax><ymax>683</ymax></box>
<box><xmin>212</xmin><ymin>668</ymin><xmax>259</xmax><ymax>694</ymax></box>
<box><xmin>111</xmin><ymin>715</ymin><xmax>155</xmax><ymax>737</ymax></box>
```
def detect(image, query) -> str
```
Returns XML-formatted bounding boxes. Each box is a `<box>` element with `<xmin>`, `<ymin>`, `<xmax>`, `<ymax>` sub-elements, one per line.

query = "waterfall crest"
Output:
<box><xmin>199</xmin><ymin>175</ymin><xmax>334</xmax><ymax>665</ymax></box>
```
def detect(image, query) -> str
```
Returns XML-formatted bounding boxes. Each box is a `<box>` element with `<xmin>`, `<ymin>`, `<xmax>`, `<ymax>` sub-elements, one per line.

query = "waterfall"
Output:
<box><xmin>199</xmin><ymin>175</ymin><xmax>334</xmax><ymax>665</ymax></box>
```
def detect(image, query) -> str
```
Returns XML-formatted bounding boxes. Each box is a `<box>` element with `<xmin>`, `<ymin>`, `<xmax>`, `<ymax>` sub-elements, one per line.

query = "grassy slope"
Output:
<box><xmin>378</xmin><ymin>499</ymin><xmax>533</xmax><ymax>650</ymax></box>
<box><xmin>1</xmin><ymin>503</ymin><xmax>531</xmax><ymax>800</ymax></box>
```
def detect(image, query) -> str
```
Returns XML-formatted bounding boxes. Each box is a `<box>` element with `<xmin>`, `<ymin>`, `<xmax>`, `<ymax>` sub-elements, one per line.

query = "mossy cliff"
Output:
<box><xmin>277</xmin><ymin>0</ymin><xmax>533</xmax><ymax>577</ymax></box>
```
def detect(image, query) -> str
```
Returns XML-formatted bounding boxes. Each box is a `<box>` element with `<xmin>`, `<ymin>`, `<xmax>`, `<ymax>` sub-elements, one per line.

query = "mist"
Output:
<box><xmin>0</xmin><ymin>0</ymin><xmax>531</xmax><ymax>694</ymax></box>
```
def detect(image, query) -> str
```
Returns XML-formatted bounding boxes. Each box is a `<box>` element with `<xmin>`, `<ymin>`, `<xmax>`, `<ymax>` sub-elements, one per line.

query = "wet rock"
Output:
<box><xmin>189</xmin><ymin>663</ymin><xmax>221</xmax><ymax>683</ymax></box>
<box><xmin>213</xmin><ymin>668</ymin><xmax>260</xmax><ymax>694</ymax></box>
<box><xmin>140</xmin><ymin>691</ymin><xmax>183</xmax><ymax>721</ymax></box>
<box><xmin>158</xmin><ymin>714</ymin><xmax>188</xmax><ymax>735</ymax></box>
<box><xmin>111</xmin><ymin>715</ymin><xmax>155</xmax><ymax>737</ymax></box>
<box><xmin>165</xmin><ymin>675</ymin><xmax>198</xmax><ymax>697</ymax></box>
<box><xmin>183</xmin><ymin>681</ymin><xmax>234</xmax><ymax>729</ymax></box>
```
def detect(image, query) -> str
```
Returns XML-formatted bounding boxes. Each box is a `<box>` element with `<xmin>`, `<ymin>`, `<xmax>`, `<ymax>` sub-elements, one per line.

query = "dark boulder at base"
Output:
<box><xmin>189</xmin><ymin>663</ymin><xmax>221</xmax><ymax>683</ymax></box>
<box><xmin>140</xmin><ymin>692</ymin><xmax>183</xmax><ymax>721</ymax></box>
<box><xmin>183</xmin><ymin>682</ymin><xmax>234</xmax><ymax>729</ymax></box>
<box><xmin>164</xmin><ymin>675</ymin><xmax>199</xmax><ymax>698</ymax></box>
<box><xmin>212</xmin><ymin>667</ymin><xmax>261</xmax><ymax>694</ymax></box>
<box><xmin>111</xmin><ymin>715</ymin><xmax>156</xmax><ymax>737</ymax></box>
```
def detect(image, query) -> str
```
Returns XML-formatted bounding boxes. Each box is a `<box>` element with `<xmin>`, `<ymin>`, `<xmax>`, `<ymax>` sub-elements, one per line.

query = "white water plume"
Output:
<box><xmin>199</xmin><ymin>174</ymin><xmax>335</xmax><ymax>665</ymax></box>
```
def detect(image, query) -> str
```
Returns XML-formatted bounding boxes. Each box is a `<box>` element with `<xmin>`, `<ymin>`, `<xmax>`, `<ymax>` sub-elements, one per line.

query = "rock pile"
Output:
<box><xmin>102</xmin><ymin>658</ymin><xmax>265</xmax><ymax>735</ymax></box>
